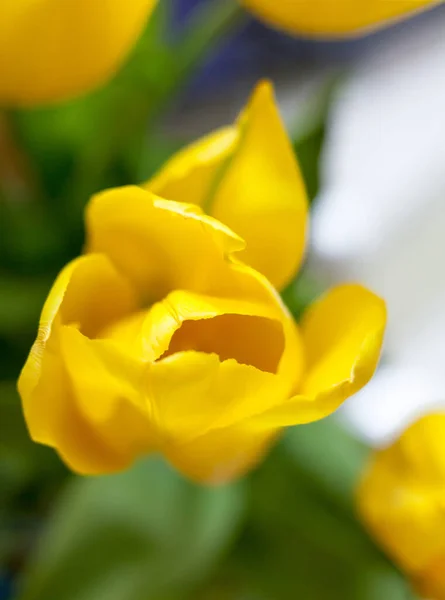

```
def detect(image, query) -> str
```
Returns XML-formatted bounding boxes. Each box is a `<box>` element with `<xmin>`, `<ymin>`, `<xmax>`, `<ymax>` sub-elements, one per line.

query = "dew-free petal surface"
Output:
<box><xmin>251</xmin><ymin>284</ymin><xmax>386</xmax><ymax>427</ymax></box>
<box><xmin>242</xmin><ymin>0</ymin><xmax>440</xmax><ymax>37</ymax></box>
<box><xmin>211</xmin><ymin>81</ymin><xmax>308</xmax><ymax>291</ymax></box>
<box><xmin>0</xmin><ymin>0</ymin><xmax>157</xmax><ymax>105</ymax></box>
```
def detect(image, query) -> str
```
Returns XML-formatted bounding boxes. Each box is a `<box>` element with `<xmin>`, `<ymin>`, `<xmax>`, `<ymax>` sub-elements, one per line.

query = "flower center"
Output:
<box><xmin>101</xmin><ymin>309</ymin><xmax>284</xmax><ymax>374</ymax></box>
<box><xmin>160</xmin><ymin>313</ymin><xmax>284</xmax><ymax>374</ymax></box>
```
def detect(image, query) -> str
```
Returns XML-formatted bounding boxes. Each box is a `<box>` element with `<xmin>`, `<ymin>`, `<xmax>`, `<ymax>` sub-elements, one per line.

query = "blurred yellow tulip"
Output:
<box><xmin>241</xmin><ymin>0</ymin><xmax>440</xmax><ymax>37</ymax></box>
<box><xmin>0</xmin><ymin>0</ymin><xmax>157</xmax><ymax>106</ymax></box>
<box><xmin>358</xmin><ymin>413</ymin><xmax>445</xmax><ymax>599</ymax></box>
<box><xmin>18</xmin><ymin>185</ymin><xmax>386</xmax><ymax>484</ymax></box>
<box><xmin>146</xmin><ymin>81</ymin><xmax>308</xmax><ymax>292</ymax></box>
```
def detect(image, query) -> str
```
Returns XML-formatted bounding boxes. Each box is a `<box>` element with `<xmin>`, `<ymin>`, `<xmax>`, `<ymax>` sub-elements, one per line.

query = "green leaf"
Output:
<box><xmin>228</xmin><ymin>440</ymin><xmax>416</xmax><ymax>600</ymax></box>
<box><xmin>0</xmin><ymin>275</ymin><xmax>50</xmax><ymax>336</ymax></box>
<box><xmin>281</xmin><ymin>268</ymin><xmax>327</xmax><ymax>320</ymax></box>
<box><xmin>0</xmin><ymin>382</ymin><xmax>65</xmax><ymax>508</ymax></box>
<box><xmin>284</xmin><ymin>417</ymin><xmax>370</xmax><ymax>513</ymax></box>
<box><xmin>18</xmin><ymin>459</ymin><xmax>245</xmax><ymax>600</ymax></box>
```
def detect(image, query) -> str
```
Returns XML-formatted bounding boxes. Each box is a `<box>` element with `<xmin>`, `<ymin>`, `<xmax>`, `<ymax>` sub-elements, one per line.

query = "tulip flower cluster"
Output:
<box><xmin>4</xmin><ymin>1</ymin><xmax>445</xmax><ymax>598</ymax></box>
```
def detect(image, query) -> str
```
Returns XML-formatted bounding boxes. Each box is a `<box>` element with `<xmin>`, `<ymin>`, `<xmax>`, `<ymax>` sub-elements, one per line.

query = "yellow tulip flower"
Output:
<box><xmin>242</xmin><ymin>0</ymin><xmax>440</xmax><ymax>37</ymax></box>
<box><xmin>358</xmin><ymin>413</ymin><xmax>445</xmax><ymax>599</ymax></box>
<box><xmin>0</xmin><ymin>0</ymin><xmax>157</xmax><ymax>106</ymax></box>
<box><xmin>146</xmin><ymin>81</ymin><xmax>307</xmax><ymax>292</ymax></box>
<box><xmin>18</xmin><ymin>185</ymin><xmax>385</xmax><ymax>484</ymax></box>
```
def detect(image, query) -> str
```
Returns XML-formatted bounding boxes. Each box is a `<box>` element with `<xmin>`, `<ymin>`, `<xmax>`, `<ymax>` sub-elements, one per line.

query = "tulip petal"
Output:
<box><xmin>148</xmin><ymin>352</ymin><xmax>287</xmax><ymax>443</ymax></box>
<box><xmin>211</xmin><ymin>81</ymin><xmax>308</xmax><ymax>291</ymax></box>
<box><xmin>146</xmin><ymin>82</ymin><xmax>308</xmax><ymax>291</ymax></box>
<box><xmin>18</xmin><ymin>254</ymin><xmax>140</xmax><ymax>473</ymax></box>
<box><xmin>147</xmin><ymin>127</ymin><xmax>238</xmax><ymax>207</ymax></box>
<box><xmin>19</xmin><ymin>332</ymin><xmax>132</xmax><ymax>474</ymax></box>
<box><xmin>165</xmin><ymin>419</ymin><xmax>278</xmax><ymax>484</ymax></box>
<box><xmin>358</xmin><ymin>413</ymin><xmax>445</xmax><ymax>595</ymax></box>
<box><xmin>86</xmin><ymin>186</ymin><xmax>287</xmax><ymax>305</ymax></box>
<box><xmin>251</xmin><ymin>284</ymin><xmax>386</xmax><ymax>427</ymax></box>
<box><xmin>59</xmin><ymin>327</ymin><xmax>153</xmax><ymax>468</ymax></box>
<box><xmin>103</xmin><ymin>288</ymin><xmax>301</xmax><ymax>438</ymax></box>
<box><xmin>0</xmin><ymin>0</ymin><xmax>158</xmax><ymax>105</ymax></box>
<box><xmin>18</xmin><ymin>253</ymin><xmax>138</xmax><ymax>403</ymax></box>
<box><xmin>144</xmin><ymin>289</ymin><xmax>286</xmax><ymax>366</ymax></box>
<box><xmin>241</xmin><ymin>0</ymin><xmax>440</xmax><ymax>37</ymax></box>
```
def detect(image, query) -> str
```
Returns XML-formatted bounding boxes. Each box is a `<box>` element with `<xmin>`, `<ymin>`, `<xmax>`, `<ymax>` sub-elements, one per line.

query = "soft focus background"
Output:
<box><xmin>2</xmin><ymin>0</ymin><xmax>445</xmax><ymax>598</ymax></box>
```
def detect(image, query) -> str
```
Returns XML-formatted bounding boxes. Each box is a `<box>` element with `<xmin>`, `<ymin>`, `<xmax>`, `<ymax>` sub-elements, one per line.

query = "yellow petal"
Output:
<box><xmin>241</xmin><ymin>0</ymin><xmax>439</xmax><ymax>37</ymax></box>
<box><xmin>59</xmin><ymin>327</ymin><xmax>153</xmax><ymax>467</ymax></box>
<box><xmin>19</xmin><ymin>331</ymin><xmax>132</xmax><ymax>474</ymax></box>
<box><xmin>0</xmin><ymin>0</ymin><xmax>157</xmax><ymax>105</ymax></box>
<box><xmin>148</xmin><ymin>352</ymin><xmax>287</xmax><ymax>444</ymax></box>
<box><xmin>165</xmin><ymin>418</ymin><xmax>278</xmax><ymax>484</ymax></box>
<box><xmin>18</xmin><ymin>254</ymin><xmax>140</xmax><ymax>473</ymax></box>
<box><xmin>211</xmin><ymin>81</ymin><xmax>308</xmax><ymax>291</ymax></box>
<box><xmin>147</xmin><ymin>127</ymin><xmax>238</xmax><ymax>207</ymax></box>
<box><xmin>20</xmin><ymin>323</ymin><xmax>153</xmax><ymax>475</ymax></box>
<box><xmin>18</xmin><ymin>253</ymin><xmax>138</xmax><ymax>403</ymax></box>
<box><xmin>86</xmin><ymin>186</ymin><xmax>289</xmax><ymax>307</ymax></box>
<box><xmin>144</xmin><ymin>289</ymin><xmax>286</xmax><ymax>366</ymax></box>
<box><xmin>104</xmin><ymin>288</ymin><xmax>302</xmax><ymax>440</ymax></box>
<box><xmin>357</xmin><ymin>413</ymin><xmax>445</xmax><ymax>597</ymax></box>
<box><xmin>146</xmin><ymin>81</ymin><xmax>308</xmax><ymax>291</ymax></box>
<box><xmin>251</xmin><ymin>284</ymin><xmax>386</xmax><ymax>427</ymax></box>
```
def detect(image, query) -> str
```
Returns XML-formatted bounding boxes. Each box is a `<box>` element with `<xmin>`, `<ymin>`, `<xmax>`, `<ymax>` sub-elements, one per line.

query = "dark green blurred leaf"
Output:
<box><xmin>0</xmin><ymin>382</ymin><xmax>34</xmax><ymax>512</ymax></box>
<box><xmin>291</xmin><ymin>71</ymin><xmax>343</xmax><ymax>203</ymax></box>
<box><xmin>295</xmin><ymin>123</ymin><xmax>325</xmax><ymax>201</ymax></box>
<box><xmin>281</xmin><ymin>267</ymin><xmax>326</xmax><ymax>320</ymax></box>
<box><xmin>0</xmin><ymin>201</ymin><xmax>65</xmax><ymax>273</ymax></box>
<box><xmin>0</xmin><ymin>276</ymin><xmax>49</xmax><ymax>336</ymax></box>
<box><xmin>18</xmin><ymin>459</ymin><xmax>245</xmax><ymax>600</ymax></box>
<box><xmin>0</xmin><ymin>382</ymin><xmax>65</xmax><ymax>507</ymax></box>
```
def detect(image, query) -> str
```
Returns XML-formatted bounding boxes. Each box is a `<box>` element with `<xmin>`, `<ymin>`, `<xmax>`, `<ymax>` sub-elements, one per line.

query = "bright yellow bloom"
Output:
<box><xmin>146</xmin><ymin>81</ymin><xmax>308</xmax><ymax>292</ymax></box>
<box><xmin>0</xmin><ymin>0</ymin><xmax>157</xmax><ymax>106</ymax></box>
<box><xmin>18</xmin><ymin>185</ymin><xmax>385</xmax><ymax>484</ymax></box>
<box><xmin>358</xmin><ymin>413</ymin><xmax>445</xmax><ymax>599</ymax></box>
<box><xmin>242</xmin><ymin>0</ymin><xmax>439</xmax><ymax>37</ymax></box>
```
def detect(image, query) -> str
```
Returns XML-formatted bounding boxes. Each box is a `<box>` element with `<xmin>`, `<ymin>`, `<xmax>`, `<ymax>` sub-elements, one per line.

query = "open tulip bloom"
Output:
<box><xmin>18</xmin><ymin>83</ymin><xmax>386</xmax><ymax>484</ymax></box>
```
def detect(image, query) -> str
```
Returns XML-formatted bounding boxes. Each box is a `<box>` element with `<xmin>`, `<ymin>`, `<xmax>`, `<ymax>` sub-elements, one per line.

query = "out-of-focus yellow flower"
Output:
<box><xmin>241</xmin><ymin>0</ymin><xmax>440</xmax><ymax>37</ymax></box>
<box><xmin>146</xmin><ymin>81</ymin><xmax>308</xmax><ymax>292</ymax></box>
<box><xmin>358</xmin><ymin>413</ymin><xmax>445</xmax><ymax>599</ymax></box>
<box><xmin>0</xmin><ymin>0</ymin><xmax>157</xmax><ymax>106</ymax></box>
<box><xmin>18</xmin><ymin>185</ymin><xmax>386</xmax><ymax>484</ymax></box>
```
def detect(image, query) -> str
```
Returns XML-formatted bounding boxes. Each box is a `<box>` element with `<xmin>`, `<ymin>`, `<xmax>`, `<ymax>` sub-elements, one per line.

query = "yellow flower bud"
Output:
<box><xmin>0</xmin><ymin>0</ymin><xmax>157</xmax><ymax>106</ymax></box>
<box><xmin>358</xmin><ymin>413</ymin><xmax>445</xmax><ymax>599</ymax></box>
<box><xmin>146</xmin><ymin>81</ymin><xmax>308</xmax><ymax>292</ymax></box>
<box><xmin>241</xmin><ymin>0</ymin><xmax>440</xmax><ymax>37</ymax></box>
<box><xmin>18</xmin><ymin>192</ymin><xmax>385</xmax><ymax>483</ymax></box>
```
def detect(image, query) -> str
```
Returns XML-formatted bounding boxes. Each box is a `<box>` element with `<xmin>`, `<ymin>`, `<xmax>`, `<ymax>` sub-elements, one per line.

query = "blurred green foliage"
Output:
<box><xmin>17</xmin><ymin>459</ymin><xmax>245</xmax><ymax>600</ymax></box>
<box><xmin>0</xmin><ymin>2</ymin><xmax>417</xmax><ymax>599</ymax></box>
